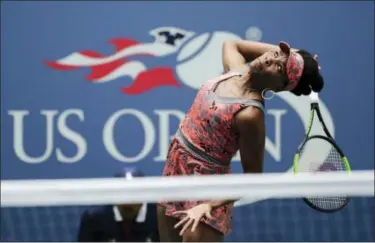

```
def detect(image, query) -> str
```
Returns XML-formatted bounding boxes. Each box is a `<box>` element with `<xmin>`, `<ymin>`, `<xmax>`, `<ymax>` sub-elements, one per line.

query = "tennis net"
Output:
<box><xmin>1</xmin><ymin>170</ymin><xmax>374</xmax><ymax>241</ymax></box>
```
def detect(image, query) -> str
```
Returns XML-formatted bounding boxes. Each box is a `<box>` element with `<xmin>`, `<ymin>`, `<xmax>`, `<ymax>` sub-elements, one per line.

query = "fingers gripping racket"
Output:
<box><xmin>293</xmin><ymin>92</ymin><xmax>352</xmax><ymax>213</ymax></box>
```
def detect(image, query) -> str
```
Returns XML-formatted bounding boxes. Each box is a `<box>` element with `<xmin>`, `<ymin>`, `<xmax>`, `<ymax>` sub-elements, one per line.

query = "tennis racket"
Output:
<box><xmin>293</xmin><ymin>91</ymin><xmax>352</xmax><ymax>213</ymax></box>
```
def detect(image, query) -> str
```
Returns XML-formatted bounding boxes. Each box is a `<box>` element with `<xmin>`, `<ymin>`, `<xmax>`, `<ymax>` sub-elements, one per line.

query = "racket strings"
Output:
<box><xmin>325</xmin><ymin>147</ymin><xmax>345</xmax><ymax>171</ymax></box>
<box><xmin>307</xmin><ymin>146</ymin><xmax>345</xmax><ymax>171</ymax></box>
<box><xmin>301</xmin><ymin>141</ymin><xmax>349</xmax><ymax>212</ymax></box>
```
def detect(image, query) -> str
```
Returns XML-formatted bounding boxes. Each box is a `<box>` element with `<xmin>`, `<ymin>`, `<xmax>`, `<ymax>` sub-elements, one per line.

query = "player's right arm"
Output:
<box><xmin>208</xmin><ymin>106</ymin><xmax>265</xmax><ymax>210</ymax></box>
<box><xmin>222</xmin><ymin>40</ymin><xmax>299</xmax><ymax>72</ymax></box>
<box><xmin>236</xmin><ymin>106</ymin><xmax>265</xmax><ymax>174</ymax></box>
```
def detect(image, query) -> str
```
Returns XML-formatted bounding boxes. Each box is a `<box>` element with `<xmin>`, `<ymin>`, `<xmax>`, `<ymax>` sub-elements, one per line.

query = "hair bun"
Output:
<box><xmin>291</xmin><ymin>50</ymin><xmax>324</xmax><ymax>96</ymax></box>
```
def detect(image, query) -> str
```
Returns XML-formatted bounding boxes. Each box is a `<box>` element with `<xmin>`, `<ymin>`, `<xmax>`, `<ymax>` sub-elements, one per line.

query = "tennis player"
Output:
<box><xmin>157</xmin><ymin>40</ymin><xmax>324</xmax><ymax>242</ymax></box>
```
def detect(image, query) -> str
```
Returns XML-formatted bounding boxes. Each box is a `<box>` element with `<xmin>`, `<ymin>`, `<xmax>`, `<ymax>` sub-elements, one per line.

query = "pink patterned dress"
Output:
<box><xmin>158</xmin><ymin>72</ymin><xmax>264</xmax><ymax>235</ymax></box>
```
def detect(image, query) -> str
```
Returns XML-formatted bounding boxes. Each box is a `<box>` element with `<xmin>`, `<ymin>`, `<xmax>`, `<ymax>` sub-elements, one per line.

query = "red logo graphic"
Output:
<box><xmin>45</xmin><ymin>27</ymin><xmax>243</xmax><ymax>95</ymax></box>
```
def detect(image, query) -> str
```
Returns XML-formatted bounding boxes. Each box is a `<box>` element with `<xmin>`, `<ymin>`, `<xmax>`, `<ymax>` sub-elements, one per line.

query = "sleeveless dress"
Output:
<box><xmin>158</xmin><ymin>72</ymin><xmax>265</xmax><ymax>235</ymax></box>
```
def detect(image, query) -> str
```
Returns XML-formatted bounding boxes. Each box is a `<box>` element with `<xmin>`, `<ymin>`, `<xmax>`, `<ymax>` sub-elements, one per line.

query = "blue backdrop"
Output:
<box><xmin>1</xmin><ymin>1</ymin><xmax>374</xmax><ymax>242</ymax></box>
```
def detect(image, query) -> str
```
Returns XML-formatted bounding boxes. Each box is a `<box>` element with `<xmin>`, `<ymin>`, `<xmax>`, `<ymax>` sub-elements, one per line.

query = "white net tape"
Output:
<box><xmin>2</xmin><ymin>170</ymin><xmax>374</xmax><ymax>207</ymax></box>
<box><xmin>1</xmin><ymin>170</ymin><xmax>374</xmax><ymax>242</ymax></box>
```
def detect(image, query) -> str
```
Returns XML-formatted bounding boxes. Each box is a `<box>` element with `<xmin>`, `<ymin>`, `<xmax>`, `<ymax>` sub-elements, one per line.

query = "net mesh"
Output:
<box><xmin>1</xmin><ymin>172</ymin><xmax>374</xmax><ymax>242</ymax></box>
<box><xmin>2</xmin><ymin>199</ymin><xmax>374</xmax><ymax>241</ymax></box>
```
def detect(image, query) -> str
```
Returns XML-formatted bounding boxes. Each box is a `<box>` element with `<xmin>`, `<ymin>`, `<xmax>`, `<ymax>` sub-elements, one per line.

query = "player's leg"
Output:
<box><xmin>156</xmin><ymin>204</ymin><xmax>182</xmax><ymax>242</ymax></box>
<box><xmin>182</xmin><ymin>221</ymin><xmax>224</xmax><ymax>242</ymax></box>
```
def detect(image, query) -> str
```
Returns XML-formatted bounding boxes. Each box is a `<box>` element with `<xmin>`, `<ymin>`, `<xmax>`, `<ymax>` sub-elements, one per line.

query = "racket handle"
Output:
<box><xmin>309</xmin><ymin>91</ymin><xmax>320</xmax><ymax>103</ymax></box>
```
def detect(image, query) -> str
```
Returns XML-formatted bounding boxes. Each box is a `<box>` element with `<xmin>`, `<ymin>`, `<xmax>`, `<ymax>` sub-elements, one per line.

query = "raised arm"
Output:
<box><xmin>222</xmin><ymin>40</ymin><xmax>299</xmax><ymax>72</ymax></box>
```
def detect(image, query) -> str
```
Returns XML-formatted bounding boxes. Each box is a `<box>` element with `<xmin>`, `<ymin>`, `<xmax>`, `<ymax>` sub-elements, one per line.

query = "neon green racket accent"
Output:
<box><xmin>293</xmin><ymin>109</ymin><xmax>314</xmax><ymax>172</ymax></box>
<box><xmin>305</xmin><ymin>110</ymin><xmax>314</xmax><ymax>136</ymax></box>
<box><xmin>342</xmin><ymin>156</ymin><xmax>352</xmax><ymax>173</ymax></box>
<box><xmin>293</xmin><ymin>154</ymin><xmax>300</xmax><ymax>174</ymax></box>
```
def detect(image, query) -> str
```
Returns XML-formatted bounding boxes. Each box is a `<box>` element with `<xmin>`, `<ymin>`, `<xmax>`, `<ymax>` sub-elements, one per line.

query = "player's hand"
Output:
<box><xmin>313</xmin><ymin>54</ymin><xmax>321</xmax><ymax>71</ymax></box>
<box><xmin>172</xmin><ymin>203</ymin><xmax>213</xmax><ymax>236</ymax></box>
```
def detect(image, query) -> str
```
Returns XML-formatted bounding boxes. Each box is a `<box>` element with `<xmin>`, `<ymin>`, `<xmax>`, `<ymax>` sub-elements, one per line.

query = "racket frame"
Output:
<box><xmin>293</xmin><ymin>93</ymin><xmax>351</xmax><ymax>174</ymax></box>
<box><xmin>292</xmin><ymin>92</ymin><xmax>352</xmax><ymax>213</ymax></box>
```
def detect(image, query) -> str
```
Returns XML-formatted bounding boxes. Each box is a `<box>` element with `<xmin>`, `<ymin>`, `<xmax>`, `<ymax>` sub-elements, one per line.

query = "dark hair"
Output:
<box><xmin>290</xmin><ymin>50</ymin><xmax>324</xmax><ymax>96</ymax></box>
